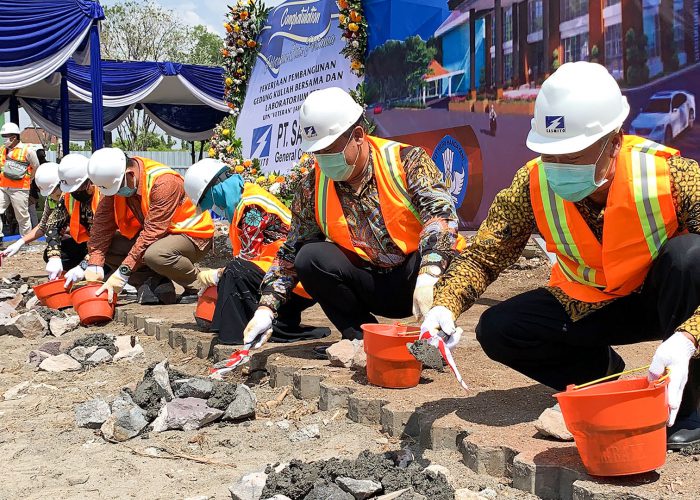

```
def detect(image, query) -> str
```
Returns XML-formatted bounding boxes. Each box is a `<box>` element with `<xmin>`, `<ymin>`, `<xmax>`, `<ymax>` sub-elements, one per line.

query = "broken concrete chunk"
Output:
<box><xmin>326</xmin><ymin>339</ymin><xmax>356</xmax><ymax>368</ymax></box>
<box><xmin>39</xmin><ymin>353</ymin><xmax>82</xmax><ymax>372</ymax></box>
<box><xmin>229</xmin><ymin>471</ymin><xmax>267</xmax><ymax>500</ymax></box>
<box><xmin>25</xmin><ymin>295</ymin><xmax>40</xmax><ymax>310</ymax></box>
<box><xmin>69</xmin><ymin>345</ymin><xmax>98</xmax><ymax>363</ymax></box>
<box><xmin>223</xmin><ymin>384</ymin><xmax>257</xmax><ymax>422</ymax></box>
<box><xmin>288</xmin><ymin>424</ymin><xmax>320</xmax><ymax>442</ymax></box>
<box><xmin>377</xmin><ymin>489</ymin><xmax>426</xmax><ymax>500</ymax></box>
<box><xmin>173</xmin><ymin>377</ymin><xmax>214</xmax><ymax>399</ymax></box>
<box><xmin>27</xmin><ymin>350</ymin><xmax>51</xmax><ymax>368</ymax></box>
<box><xmin>453</xmin><ymin>489</ymin><xmax>488</xmax><ymax>500</ymax></box>
<box><xmin>75</xmin><ymin>399</ymin><xmax>111</xmax><ymax>429</ymax></box>
<box><xmin>0</xmin><ymin>288</ymin><xmax>17</xmax><ymax>299</ymax></box>
<box><xmin>207</xmin><ymin>381</ymin><xmax>239</xmax><ymax>410</ymax></box>
<box><xmin>150</xmin><ymin>397</ymin><xmax>223</xmax><ymax>433</ymax></box>
<box><xmin>4</xmin><ymin>310</ymin><xmax>48</xmax><ymax>338</ymax></box>
<box><xmin>336</xmin><ymin>477</ymin><xmax>382</xmax><ymax>500</ymax></box>
<box><xmin>49</xmin><ymin>315</ymin><xmax>80</xmax><ymax>337</ymax></box>
<box><xmin>152</xmin><ymin>360</ymin><xmax>174</xmax><ymax>401</ymax></box>
<box><xmin>100</xmin><ymin>391</ymin><xmax>149</xmax><ymax>442</ymax></box>
<box><xmin>424</xmin><ymin>464</ymin><xmax>451</xmax><ymax>480</ymax></box>
<box><xmin>305</xmin><ymin>480</ymin><xmax>354</xmax><ymax>500</ymax></box>
<box><xmin>18</xmin><ymin>283</ymin><xmax>28</xmax><ymax>295</ymax></box>
<box><xmin>3</xmin><ymin>381</ymin><xmax>30</xmax><ymax>401</ymax></box>
<box><xmin>85</xmin><ymin>349</ymin><xmax>113</xmax><ymax>366</ymax></box>
<box><xmin>534</xmin><ymin>406</ymin><xmax>573</xmax><ymax>441</ymax></box>
<box><xmin>38</xmin><ymin>340</ymin><xmax>62</xmax><ymax>356</ymax></box>
<box><xmin>112</xmin><ymin>338</ymin><xmax>144</xmax><ymax>362</ymax></box>
<box><xmin>351</xmin><ymin>342</ymin><xmax>367</xmax><ymax>370</ymax></box>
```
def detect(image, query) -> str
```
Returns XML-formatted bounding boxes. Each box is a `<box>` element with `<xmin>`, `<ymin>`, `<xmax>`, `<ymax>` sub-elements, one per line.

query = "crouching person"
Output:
<box><xmin>80</xmin><ymin>148</ymin><xmax>214</xmax><ymax>304</ymax></box>
<box><xmin>184</xmin><ymin>158</ymin><xmax>330</xmax><ymax>344</ymax></box>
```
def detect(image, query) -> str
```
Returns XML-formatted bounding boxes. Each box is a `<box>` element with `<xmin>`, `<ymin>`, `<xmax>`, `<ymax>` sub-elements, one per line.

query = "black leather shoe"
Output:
<box><xmin>667</xmin><ymin>411</ymin><xmax>700</xmax><ymax>451</ymax></box>
<box><xmin>312</xmin><ymin>345</ymin><xmax>328</xmax><ymax>359</ymax></box>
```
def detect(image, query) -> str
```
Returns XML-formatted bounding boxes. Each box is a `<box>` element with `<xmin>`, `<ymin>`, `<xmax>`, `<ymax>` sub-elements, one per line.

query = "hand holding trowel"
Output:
<box><xmin>209</xmin><ymin>309</ymin><xmax>274</xmax><ymax>378</ymax></box>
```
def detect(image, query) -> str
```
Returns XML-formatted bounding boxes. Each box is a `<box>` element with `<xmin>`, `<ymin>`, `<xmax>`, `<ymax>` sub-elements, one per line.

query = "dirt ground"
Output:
<box><xmin>1</xmin><ymin>243</ymin><xmax>698</xmax><ymax>499</ymax></box>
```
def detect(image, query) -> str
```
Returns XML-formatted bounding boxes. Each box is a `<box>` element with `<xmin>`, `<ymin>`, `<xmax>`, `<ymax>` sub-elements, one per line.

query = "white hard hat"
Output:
<box><xmin>299</xmin><ymin>87</ymin><xmax>363</xmax><ymax>153</ymax></box>
<box><xmin>184</xmin><ymin>158</ymin><xmax>228</xmax><ymax>205</ymax></box>
<box><xmin>88</xmin><ymin>147</ymin><xmax>126</xmax><ymax>196</ymax></box>
<box><xmin>35</xmin><ymin>162</ymin><xmax>61</xmax><ymax>197</ymax></box>
<box><xmin>1</xmin><ymin>122</ymin><xmax>21</xmax><ymax>136</ymax></box>
<box><xmin>526</xmin><ymin>62</ymin><xmax>630</xmax><ymax>155</ymax></box>
<box><xmin>58</xmin><ymin>153</ymin><xmax>90</xmax><ymax>193</ymax></box>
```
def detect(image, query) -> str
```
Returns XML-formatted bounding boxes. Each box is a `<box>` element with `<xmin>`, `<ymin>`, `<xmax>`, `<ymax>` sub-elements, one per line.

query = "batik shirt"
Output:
<box><xmin>238</xmin><ymin>206</ymin><xmax>286</xmax><ymax>261</ymax></box>
<box><xmin>260</xmin><ymin>146</ymin><xmax>461</xmax><ymax>312</ymax></box>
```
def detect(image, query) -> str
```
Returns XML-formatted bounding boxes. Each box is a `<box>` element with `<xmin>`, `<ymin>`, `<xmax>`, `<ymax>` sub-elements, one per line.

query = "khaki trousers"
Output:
<box><xmin>0</xmin><ymin>188</ymin><xmax>32</xmax><ymax>237</ymax></box>
<box><xmin>105</xmin><ymin>233</ymin><xmax>211</xmax><ymax>290</ymax></box>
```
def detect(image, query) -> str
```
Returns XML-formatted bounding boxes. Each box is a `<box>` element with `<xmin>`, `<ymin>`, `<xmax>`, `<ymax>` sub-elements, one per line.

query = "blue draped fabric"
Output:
<box><xmin>89</xmin><ymin>21</ymin><xmax>103</xmax><ymax>149</ymax></box>
<box><xmin>67</xmin><ymin>59</ymin><xmax>162</xmax><ymax>96</ymax></box>
<box><xmin>179</xmin><ymin>65</ymin><xmax>226</xmax><ymax>101</ymax></box>
<box><xmin>365</xmin><ymin>0</ymin><xmax>449</xmax><ymax>50</ymax></box>
<box><xmin>23</xmin><ymin>98</ymin><xmax>129</xmax><ymax>132</ymax></box>
<box><xmin>0</xmin><ymin>0</ymin><xmax>103</xmax><ymax>67</ymax></box>
<box><xmin>144</xmin><ymin>104</ymin><xmax>227</xmax><ymax>134</ymax></box>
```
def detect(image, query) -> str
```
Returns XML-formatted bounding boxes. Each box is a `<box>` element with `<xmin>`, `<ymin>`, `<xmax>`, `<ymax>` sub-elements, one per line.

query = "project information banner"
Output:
<box><xmin>236</xmin><ymin>0</ymin><xmax>360</xmax><ymax>171</ymax></box>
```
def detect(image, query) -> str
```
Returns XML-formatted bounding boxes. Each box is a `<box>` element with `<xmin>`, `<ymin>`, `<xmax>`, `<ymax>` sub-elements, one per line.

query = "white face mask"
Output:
<box><xmin>3</xmin><ymin>137</ymin><xmax>13</xmax><ymax>148</ymax></box>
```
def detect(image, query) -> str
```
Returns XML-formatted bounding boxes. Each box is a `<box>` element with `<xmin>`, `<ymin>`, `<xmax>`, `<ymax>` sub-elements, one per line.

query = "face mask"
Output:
<box><xmin>315</xmin><ymin>135</ymin><xmax>358</xmax><ymax>181</ymax></box>
<box><xmin>542</xmin><ymin>136</ymin><xmax>613</xmax><ymax>202</ymax></box>
<box><xmin>3</xmin><ymin>138</ymin><xmax>13</xmax><ymax>148</ymax></box>
<box><xmin>200</xmin><ymin>174</ymin><xmax>244</xmax><ymax>223</ymax></box>
<box><xmin>116</xmin><ymin>185</ymin><xmax>136</xmax><ymax>197</ymax></box>
<box><xmin>71</xmin><ymin>189</ymin><xmax>92</xmax><ymax>203</ymax></box>
<box><xmin>47</xmin><ymin>198</ymin><xmax>58</xmax><ymax>210</ymax></box>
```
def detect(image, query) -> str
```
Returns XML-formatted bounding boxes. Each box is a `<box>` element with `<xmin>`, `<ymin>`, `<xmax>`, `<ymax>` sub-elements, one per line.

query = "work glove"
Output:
<box><xmin>84</xmin><ymin>265</ymin><xmax>105</xmax><ymax>282</ymax></box>
<box><xmin>197</xmin><ymin>268</ymin><xmax>221</xmax><ymax>288</ymax></box>
<box><xmin>243</xmin><ymin>307</ymin><xmax>274</xmax><ymax>349</ymax></box>
<box><xmin>45</xmin><ymin>257</ymin><xmax>63</xmax><ymax>280</ymax></box>
<box><xmin>412</xmin><ymin>273</ymin><xmax>440</xmax><ymax>320</ymax></box>
<box><xmin>648</xmin><ymin>331</ymin><xmax>697</xmax><ymax>427</ymax></box>
<box><xmin>63</xmin><ymin>264</ymin><xmax>85</xmax><ymax>289</ymax></box>
<box><xmin>2</xmin><ymin>239</ymin><xmax>25</xmax><ymax>258</ymax></box>
<box><xmin>96</xmin><ymin>269</ymin><xmax>128</xmax><ymax>303</ymax></box>
<box><xmin>421</xmin><ymin>305</ymin><xmax>461</xmax><ymax>350</ymax></box>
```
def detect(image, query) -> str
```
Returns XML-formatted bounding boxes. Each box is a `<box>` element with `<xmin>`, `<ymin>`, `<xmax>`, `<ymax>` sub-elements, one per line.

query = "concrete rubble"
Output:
<box><xmin>75</xmin><ymin>399</ymin><xmax>112</xmax><ymax>429</ymax></box>
<box><xmin>288</xmin><ymin>424</ymin><xmax>320</xmax><ymax>442</ymax></box>
<box><xmin>326</xmin><ymin>339</ymin><xmax>365</xmax><ymax>370</ymax></box>
<box><xmin>150</xmin><ymin>397</ymin><xmax>224</xmax><ymax>432</ymax></box>
<box><xmin>49</xmin><ymin>314</ymin><xmax>80</xmax><ymax>337</ymax></box>
<box><xmin>39</xmin><ymin>353</ymin><xmax>82</xmax><ymax>372</ymax></box>
<box><xmin>173</xmin><ymin>377</ymin><xmax>214</xmax><ymax>399</ymax></box>
<box><xmin>229</xmin><ymin>471</ymin><xmax>268</xmax><ymax>500</ymax></box>
<box><xmin>2</xmin><ymin>310</ymin><xmax>48</xmax><ymax>338</ymax></box>
<box><xmin>223</xmin><ymin>384</ymin><xmax>257</xmax><ymax>421</ymax></box>
<box><xmin>85</xmin><ymin>348</ymin><xmax>113</xmax><ymax>365</ymax></box>
<box><xmin>100</xmin><ymin>391</ymin><xmax>149</xmax><ymax>442</ymax></box>
<box><xmin>534</xmin><ymin>405</ymin><xmax>574</xmax><ymax>442</ymax></box>
<box><xmin>336</xmin><ymin>477</ymin><xmax>383</xmax><ymax>499</ymax></box>
<box><xmin>113</xmin><ymin>335</ymin><xmax>145</xmax><ymax>362</ymax></box>
<box><xmin>69</xmin><ymin>345</ymin><xmax>98</xmax><ymax>363</ymax></box>
<box><xmin>3</xmin><ymin>381</ymin><xmax>30</xmax><ymax>401</ymax></box>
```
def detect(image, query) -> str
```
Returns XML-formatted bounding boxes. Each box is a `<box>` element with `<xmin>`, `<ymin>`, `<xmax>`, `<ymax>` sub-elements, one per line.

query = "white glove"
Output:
<box><xmin>197</xmin><ymin>268</ymin><xmax>221</xmax><ymax>288</ymax></box>
<box><xmin>84</xmin><ymin>265</ymin><xmax>104</xmax><ymax>282</ymax></box>
<box><xmin>64</xmin><ymin>264</ymin><xmax>85</xmax><ymax>288</ymax></box>
<box><xmin>648</xmin><ymin>331</ymin><xmax>697</xmax><ymax>426</ymax></box>
<box><xmin>243</xmin><ymin>308</ymin><xmax>274</xmax><ymax>349</ymax></box>
<box><xmin>421</xmin><ymin>305</ymin><xmax>458</xmax><ymax>339</ymax></box>
<box><xmin>96</xmin><ymin>269</ymin><xmax>129</xmax><ymax>304</ymax></box>
<box><xmin>2</xmin><ymin>239</ymin><xmax>25</xmax><ymax>258</ymax></box>
<box><xmin>412</xmin><ymin>273</ymin><xmax>439</xmax><ymax>319</ymax></box>
<box><xmin>46</xmin><ymin>257</ymin><xmax>63</xmax><ymax>280</ymax></box>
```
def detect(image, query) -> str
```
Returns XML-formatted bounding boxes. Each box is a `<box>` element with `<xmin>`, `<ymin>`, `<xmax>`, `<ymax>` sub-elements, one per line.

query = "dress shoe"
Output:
<box><xmin>667</xmin><ymin>410</ymin><xmax>700</xmax><ymax>451</ymax></box>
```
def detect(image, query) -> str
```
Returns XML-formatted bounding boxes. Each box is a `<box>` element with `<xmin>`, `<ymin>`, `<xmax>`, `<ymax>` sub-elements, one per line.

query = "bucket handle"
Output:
<box><xmin>572</xmin><ymin>365</ymin><xmax>670</xmax><ymax>391</ymax></box>
<box><xmin>394</xmin><ymin>321</ymin><xmax>420</xmax><ymax>335</ymax></box>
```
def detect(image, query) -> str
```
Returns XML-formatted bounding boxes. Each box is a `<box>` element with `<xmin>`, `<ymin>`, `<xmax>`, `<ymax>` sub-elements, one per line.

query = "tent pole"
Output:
<box><xmin>190</xmin><ymin>141</ymin><xmax>195</xmax><ymax>164</ymax></box>
<box><xmin>89</xmin><ymin>19</ymin><xmax>104</xmax><ymax>151</ymax></box>
<box><xmin>198</xmin><ymin>141</ymin><xmax>204</xmax><ymax>161</ymax></box>
<box><xmin>9</xmin><ymin>94</ymin><xmax>19</xmax><ymax>125</ymax></box>
<box><xmin>60</xmin><ymin>64</ymin><xmax>71</xmax><ymax>155</ymax></box>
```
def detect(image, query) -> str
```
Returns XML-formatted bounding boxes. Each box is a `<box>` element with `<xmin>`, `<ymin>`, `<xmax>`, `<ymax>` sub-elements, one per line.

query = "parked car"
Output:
<box><xmin>629</xmin><ymin>90</ymin><xmax>695</xmax><ymax>144</ymax></box>
<box><xmin>373</xmin><ymin>104</ymin><xmax>383</xmax><ymax>115</ymax></box>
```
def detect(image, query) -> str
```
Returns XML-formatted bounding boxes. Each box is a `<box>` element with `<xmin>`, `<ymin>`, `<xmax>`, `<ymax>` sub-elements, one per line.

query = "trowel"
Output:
<box><xmin>209</xmin><ymin>330</ymin><xmax>268</xmax><ymax>378</ymax></box>
<box><xmin>407</xmin><ymin>328</ymin><xmax>469</xmax><ymax>391</ymax></box>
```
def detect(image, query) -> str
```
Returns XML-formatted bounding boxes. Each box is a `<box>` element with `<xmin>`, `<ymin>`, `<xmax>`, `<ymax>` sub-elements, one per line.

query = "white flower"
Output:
<box><xmin>352</xmin><ymin>40</ymin><xmax>359</xmax><ymax>48</ymax></box>
<box><xmin>237</xmin><ymin>48</ymin><xmax>244</xmax><ymax>54</ymax></box>
<box><xmin>268</xmin><ymin>183</ymin><xmax>281</xmax><ymax>195</ymax></box>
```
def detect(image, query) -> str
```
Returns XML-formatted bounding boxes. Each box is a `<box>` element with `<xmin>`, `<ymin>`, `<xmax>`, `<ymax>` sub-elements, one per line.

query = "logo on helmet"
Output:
<box><xmin>545</xmin><ymin>116</ymin><xmax>566</xmax><ymax>133</ymax></box>
<box><xmin>303</xmin><ymin>126</ymin><xmax>317</xmax><ymax>138</ymax></box>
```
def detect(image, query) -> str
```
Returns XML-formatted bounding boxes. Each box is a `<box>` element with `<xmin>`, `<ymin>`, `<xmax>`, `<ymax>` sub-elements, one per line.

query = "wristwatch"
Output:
<box><xmin>118</xmin><ymin>265</ymin><xmax>132</xmax><ymax>277</ymax></box>
<box><xmin>79</xmin><ymin>260</ymin><xmax>89</xmax><ymax>270</ymax></box>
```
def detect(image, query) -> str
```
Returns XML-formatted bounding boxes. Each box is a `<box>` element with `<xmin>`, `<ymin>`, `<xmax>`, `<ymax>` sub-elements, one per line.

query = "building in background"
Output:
<box><xmin>451</xmin><ymin>0</ymin><xmax>700</xmax><ymax>95</ymax></box>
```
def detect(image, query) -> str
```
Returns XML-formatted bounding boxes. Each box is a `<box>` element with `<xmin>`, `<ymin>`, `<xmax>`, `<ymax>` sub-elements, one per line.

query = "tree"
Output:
<box><xmin>551</xmin><ymin>48</ymin><xmax>561</xmax><ymax>72</ymax></box>
<box><xmin>625</xmin><ymin>29</ymin><xmax>649</xmax><ymax>86</ymax></box>
<box><xmin>101</xmin><ymin>0</ymin><xmax>224</xmax><ymax>150</ymax></box>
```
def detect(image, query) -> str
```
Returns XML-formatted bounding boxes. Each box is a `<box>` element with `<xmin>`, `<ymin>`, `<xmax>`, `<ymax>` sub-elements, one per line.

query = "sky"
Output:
<box><xmin>99</xmin><ymin>0</ymin><xmax>286</xmax><ymax>36</ymax></box>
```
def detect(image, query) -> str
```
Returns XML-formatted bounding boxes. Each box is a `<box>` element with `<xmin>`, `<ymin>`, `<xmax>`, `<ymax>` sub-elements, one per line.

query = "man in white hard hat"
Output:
<box><xmin>421</xmin><ymin>61</ymin><xmax>700</xmax><ymax>450</ymax></box>
<box><xmin>0</xmin><ymin>122</ymin><xmax>40</xmax><ymax>241</ymax></box>
<box><xmin>1</xmin><ymin>162</ymin><xmax>62</xmax><ymax>265</ymax></box>
<box><xmin>83</xmin><ymin>148</ymin><xmax>214</xmax><ymax>304</ymax></box>
<box><xmin>30</xmin><ymin>153</ymin><xmax>102</xmax><ymax>283</ymax></box>
<box><xmin>183</xmin><ymin>159</ymin><xmax>329</xmax><ymax>344</ymax></box>
<box><xmin>241</xmin><ymin>86</ymin><xmax>466</xmax><ymax>353</ymax></box>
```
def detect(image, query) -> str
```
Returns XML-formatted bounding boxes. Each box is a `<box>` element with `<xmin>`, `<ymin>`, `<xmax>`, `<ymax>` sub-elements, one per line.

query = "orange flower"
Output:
<box><xmin>338</xmin><ymin>14</ymin><xmax>346</xmax><ymax>25</ymax></box>
<box><xmin>222</xmin><ymin>49</ymin><xmax>230</xmax><ymax>57</ymax></box>
<box><xmin>240</xmin><ymin>11</ymin><xmax>249</xmax><ymax>20</ymax></box>
<box><xmin>243</xmin><ymin>159</ymin><xmax>253</xmax><ymax>167</ymax></box>
<box><xmin>276</xmin><ymin>176</ymin><xmax>285</xmax><ymax>183</ymax></box>
<box><xmin>224</xmin><ymin>23</ymin><xmax>232</xmax><ymax>33</ymax></box>
<box><xmin>300</xmin><ymin>167</ymin><xmax>308</xmax><ymax>174</ymax></box>
<box><xmin>227</xmin><ymin>102</ymin><xmax>234</xmax><ymax>108</ymax></box>
<box><xmin>348</xmin><ymin>22</ymin><xmax>359</xmax><ymax>32</ymax></box>
<box><xmin>350</xmin><ymin>11</ymin><xmax>361</xmax><ymax>22</ymax></box>
<box><xmin>338</xmin><ymin>0</ymin><xmax>348</xmax><ymax>9</ymax></box>
<box><xmin>351</xmin><ymin>60</ymin><xmax>362</xmax><ymax>70</ymax></box>
<box><xmin>247</xmin><ymin>40</ymin><xmax>257</xmax><ymax>48</ymax></box>
<box><xmin>250</xmin><ymin>168</ymin><xmax>257</xmax><ymax>175</ymax></box>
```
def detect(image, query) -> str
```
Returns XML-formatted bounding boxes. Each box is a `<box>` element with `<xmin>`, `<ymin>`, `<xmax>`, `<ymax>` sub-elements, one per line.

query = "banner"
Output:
<box><xmin>236</xmin><ymin>0</ymin><xmax>360</xmax><ymax>170</ymax></box>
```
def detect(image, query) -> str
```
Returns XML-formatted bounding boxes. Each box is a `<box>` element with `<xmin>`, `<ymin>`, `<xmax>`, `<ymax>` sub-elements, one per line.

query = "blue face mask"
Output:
<box><xmin>200</xmin><ymin>174</ymin><xmax>244</xmax><ymax>223</ymax></box>
<box><xmin>116</xmin><ymin>184</ymin><xmax>137</xmax><ymax>197</ymax></box>
<box><xmin>315</xmin><ymin>135</ymin><xmax>358</xmax><ymax>181</ymax></box>
<box><xmin>542</xmin><ymin>137</ymin><xmax>612</xmax><ymax>202</ymax></box>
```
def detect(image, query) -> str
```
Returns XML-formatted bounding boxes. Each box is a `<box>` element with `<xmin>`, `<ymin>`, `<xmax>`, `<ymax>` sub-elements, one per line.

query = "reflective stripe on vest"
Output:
<box><xmin>529</xmin><ymin>135</ymin><xmax>679</xmax><ymax>302</ymax></box>
<box><xmin>64</xmin><ymin>190</ymin><xmax>100</xmax><ymax>244</ymax></box>
<box><xmin>0</xmin><ymin>145</ymin><xmax>32</xmax><ymax>189</ymax></box>
<box><xmin>230</xmin><ymin>183</ymin><xmax>310</xmax><ymax>298</ymax></box>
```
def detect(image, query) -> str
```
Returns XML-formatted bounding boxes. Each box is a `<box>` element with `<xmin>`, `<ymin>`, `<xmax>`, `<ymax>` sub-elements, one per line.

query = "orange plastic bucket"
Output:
<box><xmin>33</xmin><ymin>277</ymin><xmax>72</xmax><ymax>310</ymax></box>
<box><xmin>362</xmin><ymin>323</ymin><xmax>422</xmax><ymax>389</ymax></box>
<box><xmin>70</xmin><ymin>283</ymin><xmax>115</xmax><ymax>325</ymax></box>
<box><xmin>555</xmin><ymin>375</ymin><xmax>669</xmax><ymax>476</ymax></box>
<box><xmin>195</xmin><ymin>286</ymin><xmax>217</xmax><ymax>323</ymax></box>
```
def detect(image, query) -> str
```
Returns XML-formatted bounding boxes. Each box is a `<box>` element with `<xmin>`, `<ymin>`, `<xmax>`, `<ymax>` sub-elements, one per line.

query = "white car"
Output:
<box><xmin>630</xmin><ymin>90</ymin><xmax>695</xmax><ymax>144</ymax></box>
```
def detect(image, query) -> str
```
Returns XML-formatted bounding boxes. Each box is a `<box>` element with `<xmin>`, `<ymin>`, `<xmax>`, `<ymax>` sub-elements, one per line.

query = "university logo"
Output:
<box><xmin>545</xmin><ymin>115</ymin><xmax>566</xmax><ymax>133</ymax></box>
<box><xmin>432</xmin><ymin>135</ymin><xmax>468</xmax><ymax>209</ymax></box>
<box><xmin>303</xmin><ymin>126</ymin><xmax>317</xmax><ymax>138</ymax></box>
<box><xmin>251</xmin><ymin>125</ymin><xmax>272</xmax><ymax>158</ymax></box>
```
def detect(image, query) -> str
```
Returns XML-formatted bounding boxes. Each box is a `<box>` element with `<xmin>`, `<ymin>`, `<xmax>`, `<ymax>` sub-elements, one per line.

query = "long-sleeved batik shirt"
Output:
<box><xmin>259</xmin><ymin>145</ymin><xmax>461</xmax><ymax>312</ymax></box>
<box><xmin>432</xmin><ymin>154</ymin><xmax>700</xmax><ymax>344</ymax></box>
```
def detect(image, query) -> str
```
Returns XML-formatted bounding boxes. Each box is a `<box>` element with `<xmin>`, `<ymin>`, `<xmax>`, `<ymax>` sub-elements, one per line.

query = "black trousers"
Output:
<box><xmin>212</xmin><ymin>258</ymin><xmax>330</xmax><ymax>345</ymax></box>
<box><xmin>295</xmin><ymin>241</ymin><xmax>420</xmax><ymax>340</ymax></box>
<box><xmin>476</xmin><ymin>234</ymin><xmax>700</xmax><ymax>418</ymax></box>
<box><xmin>43</xmin><ymin>238</ymin><xmax>88</xmax><ymax>270</ymax></box>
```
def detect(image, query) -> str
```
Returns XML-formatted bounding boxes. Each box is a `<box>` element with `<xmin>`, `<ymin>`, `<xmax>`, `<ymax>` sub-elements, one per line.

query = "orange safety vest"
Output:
<box><xmin>113</xmin><ymin>157</ymin><xmax>214</xmax><ymax>240</ymax></box>
<box><xmin>64</xmin><ymin>189</ymin><xmax>101</xmax><ymax>244</ymax></box>
<box><xmin>314</xmin><ymin>135</ymin><xmax>466</xmax><ymax>260</ymax></box>
<box><xmin>529</xmin><ymin>135</ymin><xmax>680</xmax><ymax>303</ymax></box>
<box><xmin>0</xmin><ymin>144</ymin><xmax>33</xmax><ymax>189</ymax></box>
<box><xmin>229</xmin><ymin>183</ymin><xmax>310</xmax><ymax>299</ymax></box>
